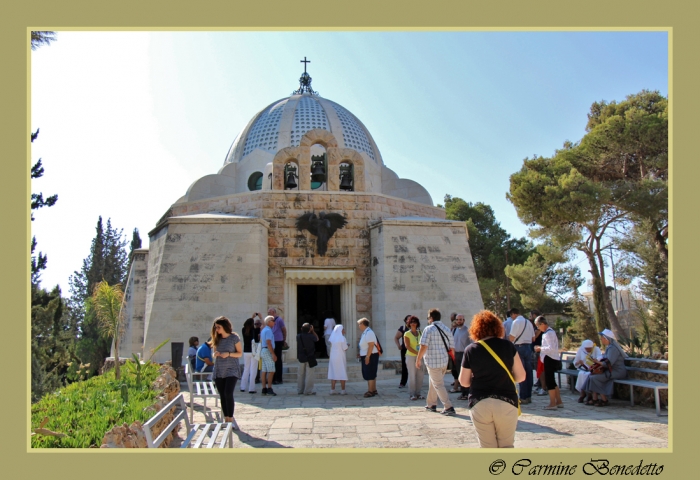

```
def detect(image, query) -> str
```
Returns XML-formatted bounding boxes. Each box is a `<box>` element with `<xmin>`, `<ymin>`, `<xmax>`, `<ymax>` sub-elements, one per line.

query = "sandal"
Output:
<box><xmin>363</xmin><ymin>391</ymin><xmax>376</xmax><ymax>398</ymax></box>
<box><xmin>410</xmin><ymin>395</ymin><xmax>418</xmax><ymax>401</ymax></box>
<box><xmin>417</xmin><ymin>395</ymin><xmax>425</xmax><ymax>399</ymax></box>
<box><xmin>596</xmin><ymin>399</ymin><xmax>609</xmax><ymax>407</ymax></box>
<box><xmin>371</xmin><ymin>390</ymin><xmax>378</xmax><ymax>395</ymax></box>
<box><xmin>586</xmin><ymin>399</ymin><xmax>596</xmax><ymax>406</ymax></box>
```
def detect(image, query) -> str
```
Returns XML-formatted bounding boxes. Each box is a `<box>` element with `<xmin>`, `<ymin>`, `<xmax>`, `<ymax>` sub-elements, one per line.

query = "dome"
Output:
<box><xmin>224</xmin><ymin>92</ymin><xmax>384</xmax><ymax>166</ymax></box>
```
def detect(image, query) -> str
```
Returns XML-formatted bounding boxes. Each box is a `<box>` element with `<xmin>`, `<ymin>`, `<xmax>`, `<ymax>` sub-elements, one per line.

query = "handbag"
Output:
<box><xmin>477</xmin><ymin>340</ymin><xmax>522</xmax><ymax>416</ymax></box>
<box><xmin>589</xmin><ymin>358</ymin><xmax>611</xmax><ymax>375</ymax></box>
<box><xmin>252</xmin><ymin>341</ymin><xmax>262</xmax><ymax>361</ymax></box>
<box><xmin>436</xmin><ymin>324</ymin><xmax>456</xmax><ymax>369</ymax></box>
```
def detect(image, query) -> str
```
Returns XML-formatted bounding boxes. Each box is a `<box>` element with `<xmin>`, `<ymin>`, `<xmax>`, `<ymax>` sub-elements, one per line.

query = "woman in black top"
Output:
<box><xmin>240</xmin><ymin>314</ymin><xmax>261</xmax><ymax>394</ymax></box>
<box><xmin>459</xmin><ymin>310</ymin><xmax>526</xmax><ymax>448</ymax></box>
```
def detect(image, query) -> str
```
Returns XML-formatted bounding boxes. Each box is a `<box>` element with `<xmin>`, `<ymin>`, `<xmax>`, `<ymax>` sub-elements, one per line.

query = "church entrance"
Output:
<box><xmin>296</xmin><ymin>285</ymin><xmax>340</xmax><ymax>358</ymax></box>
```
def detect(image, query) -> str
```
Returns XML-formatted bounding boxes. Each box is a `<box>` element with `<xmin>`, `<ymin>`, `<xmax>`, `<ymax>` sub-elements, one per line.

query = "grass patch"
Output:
<box><xmin>31</xmin><ymin>363</ymin><xmax>162</xmax><ymax>448</ymax></box>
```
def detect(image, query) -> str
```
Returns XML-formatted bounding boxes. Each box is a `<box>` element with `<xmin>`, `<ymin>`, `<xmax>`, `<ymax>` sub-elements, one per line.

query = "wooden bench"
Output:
<box><xmin>555</xmin><ymin>351</ymin><xmax>580</xmax><ymax>392</ymax></box>
<box><xmin>615</xmin><ymin>358</ymin><xmax>668</xmax><ymax>417</ymax></box>
<box><xmin>555</xmin><ymin>353</ymin><xmax>669</xmax><ymax>416</ymax></box>
<box><xmin>142</xmin><ymin>393</ymin><xmax>233</xmax><ymax>448</ymax></box>
<box><xmin>184</xmin><ymin>363</ymin><xmax>221</xmax><ymax>423</ymax></box>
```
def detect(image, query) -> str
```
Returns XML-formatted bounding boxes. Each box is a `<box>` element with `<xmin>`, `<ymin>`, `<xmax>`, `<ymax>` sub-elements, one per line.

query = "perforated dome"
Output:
<box><xmin>224</xmin><ymin>93</ymin><xmax>384</xmax><ymax>166</ymax></box>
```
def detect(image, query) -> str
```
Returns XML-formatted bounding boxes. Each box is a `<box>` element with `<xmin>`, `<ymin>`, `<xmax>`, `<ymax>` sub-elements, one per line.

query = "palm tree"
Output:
<box><xmin>31</xmin><ymin>31</ymin><xmax>57</xmax><ymax>50</ymax></box>
<box><xmin>91</xmin><ymin>281</ymin><xmax>125</xmax><ymax>379</ymax></box>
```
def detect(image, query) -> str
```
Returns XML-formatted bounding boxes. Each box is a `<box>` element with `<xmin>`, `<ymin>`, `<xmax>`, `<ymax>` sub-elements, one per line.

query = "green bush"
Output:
<box><xmin>31</xmin><ymin>362</ymin><xmax>161</xmax><ymax>448</ymax></box>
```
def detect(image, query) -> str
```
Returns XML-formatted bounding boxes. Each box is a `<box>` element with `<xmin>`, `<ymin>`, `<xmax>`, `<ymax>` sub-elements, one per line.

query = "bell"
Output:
<box><xmin>311</xmin><ymin>159</ymin><xmax>326</xmax><ymax>183</ymax></box>
<box><xmin>339</xmin><ymin>172</ymin><xmax>353</xmax><ymax>191</ymax></box>
<box><xmin>285</xmin><ymin>170</ymin><xmax>298</xmax><ymax>189</ymax></box>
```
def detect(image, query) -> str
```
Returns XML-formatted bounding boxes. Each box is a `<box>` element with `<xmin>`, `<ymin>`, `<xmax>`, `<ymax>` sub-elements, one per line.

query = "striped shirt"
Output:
<box><xmin>213</xmin><ymin>333</ymin><xmax>241</xmax><ymax>379</ymax></box>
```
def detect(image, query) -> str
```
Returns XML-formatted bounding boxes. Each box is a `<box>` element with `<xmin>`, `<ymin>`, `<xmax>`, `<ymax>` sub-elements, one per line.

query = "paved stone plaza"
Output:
<box><xmin>181</xmin><ymin>374</ymin><xmax>668</xmax><ymax>449</ymax></box>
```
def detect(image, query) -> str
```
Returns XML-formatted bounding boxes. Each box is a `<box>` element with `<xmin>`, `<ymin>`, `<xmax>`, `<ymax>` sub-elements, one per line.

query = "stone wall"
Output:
<box><xmin>142</xmin><ymin>215</ymin><xmax>269</xmax><ymax>364</ymax></box>
<box><xmin>370</xmin><ymin>218</ymin><xmax>484</xmax><ymax>345</ymax></box>
<box><xmin>122</xmin><ymin>249</ymin><xmax>149</xmax><ymax>358</ymax></box>
<box><xmin>170</xmin><ymin>190</ymin><xmax>446</xmax><ymax>323</ymax></box>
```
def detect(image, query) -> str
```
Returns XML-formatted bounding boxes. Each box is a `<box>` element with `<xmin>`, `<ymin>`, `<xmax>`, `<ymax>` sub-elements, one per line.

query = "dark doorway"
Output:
<box><xmin>297</xmin><ymin>285</ymin><xmax>341</xmax><ymax>357</ymax></box>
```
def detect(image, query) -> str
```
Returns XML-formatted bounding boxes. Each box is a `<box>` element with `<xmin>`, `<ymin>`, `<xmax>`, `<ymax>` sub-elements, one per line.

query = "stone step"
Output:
<box><xmin>280</xmin><ymin>360</ymin><xmax>400</xmax><ymax>382</ymax></box>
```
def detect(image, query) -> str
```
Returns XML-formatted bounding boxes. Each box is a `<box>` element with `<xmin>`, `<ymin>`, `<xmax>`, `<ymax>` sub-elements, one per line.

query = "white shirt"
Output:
<box><xmin>324</xmin><ymin>318</ymin><xmax>335</xmax><ymax>336</ymax></box>
<box><xmin>539</xmin><ymin>328</ymin><xmax>559</xmax><ymax>361</ymax></box>
<box><xmin>510</xmin><ymin>315</ymin><xmax>534</xmax><ymax>345</ymax></box>
<box><xmin>358</xmin><ymin>328</ymin><xmax>378</xmax><ymax>356</ymax></box>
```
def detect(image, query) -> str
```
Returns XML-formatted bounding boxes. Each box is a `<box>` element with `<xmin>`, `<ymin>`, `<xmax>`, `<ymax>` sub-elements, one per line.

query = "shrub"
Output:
<box><xmin>31</xmin><ymin>362</ymin><xmax>160</xmax><ymax>448</ymax></box>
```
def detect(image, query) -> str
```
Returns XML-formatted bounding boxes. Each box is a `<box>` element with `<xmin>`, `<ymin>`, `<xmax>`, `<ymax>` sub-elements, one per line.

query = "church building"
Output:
<box><xmin>122</xmin><ymin>61</ymin><xmax>484</xmax><ymax>363</ymax></box>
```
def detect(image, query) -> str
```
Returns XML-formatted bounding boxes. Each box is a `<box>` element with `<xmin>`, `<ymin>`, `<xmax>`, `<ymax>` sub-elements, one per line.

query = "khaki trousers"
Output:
<box><xmin>469</xmin><ymin>397</ymin><xmax>519</xmax><ymax>448</ymax></box>
<box><xmin>406</xmin><ymin>355</ymin><xmax>425</xmax><ymax>397</ymax></box>
<box><xmin>425</xmin><ymin>365</ymin><xmax>452</xmax><ymax>409</ymax></box>
<box><xmin>296</xmin><ymin>361</ymin><xmax>315</xmax><ymax>394</ymax></box>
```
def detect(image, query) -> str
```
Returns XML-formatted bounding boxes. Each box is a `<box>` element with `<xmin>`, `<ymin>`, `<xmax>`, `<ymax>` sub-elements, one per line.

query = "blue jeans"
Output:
<box><xmin>515</xmin><ymin>344</ymin><xmax>533</xmax><ymax>400</ymax></box>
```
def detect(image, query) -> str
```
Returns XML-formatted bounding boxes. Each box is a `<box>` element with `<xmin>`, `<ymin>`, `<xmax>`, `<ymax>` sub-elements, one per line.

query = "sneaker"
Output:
<box><xmin>520</xmin><ymin>398</ymin><xmax>532</xmax><ymax>404</ymax></box>
<box><xmin>398</xmin><ymin>384</ymin><xmax>406</xmax><ymax>389</ymax></box>
<box><xmin>424</xmin><ymin>405</ymin><xmax>437</xmax><ymax>412</ymax></box>
<box><xmin>340</xmin><ymin>390</ymin><xmax>347</xmax><ymax>395</ymax></box>
<box><xmin>305</xmin><ymin>392</ymin><xmax>317</xmax><ymax>395</ymax></box>
<box><xmin>536</xmin><ymin>388</ymin><xmax>548</xmax><ymax>396</ymax></box>
<box><xmin>440</xmin><ymin>407</ymin><xmax>457</xmax><ymax>416</ymax></box>
<box><xmin>262</xmin><ymin>388</ymin><xmax>268</xmax><ymax>396</ymax></box>
<box><xmin>249</xmin><ymin>391</ymin><xmax>257</xmax><ymax>394</ymax></box>
<box><xmin>330</xmin><ymin>390</ymin><xmax>339</xmax><ymax>395</ymax></box>
<box><xmin>267</xmin><ymin>389</ymin><xmax>277</xmax><ymax>396</ymax></box>
<box><xmin>457</xmin><ymin>394</ymin><xmax>469</xmax><ymax>401</ymax></box>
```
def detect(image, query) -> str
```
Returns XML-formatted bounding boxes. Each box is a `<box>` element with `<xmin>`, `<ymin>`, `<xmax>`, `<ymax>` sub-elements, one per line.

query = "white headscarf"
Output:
<box><xmin>582</xmin><ymin>339</ymin><xmax>594</xmax><ymax>349</ymax></box>
<box><xmin>329</xmin><ymin>324</ymin><xmax>346</xmax><ymax>344</ymax></box>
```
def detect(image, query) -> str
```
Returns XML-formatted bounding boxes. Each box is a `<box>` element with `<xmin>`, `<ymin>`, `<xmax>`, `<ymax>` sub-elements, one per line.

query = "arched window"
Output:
<box><xmin>247</xmin><ymin>172</ymin><xmax>263</xmax><ymax>191</ymax></box>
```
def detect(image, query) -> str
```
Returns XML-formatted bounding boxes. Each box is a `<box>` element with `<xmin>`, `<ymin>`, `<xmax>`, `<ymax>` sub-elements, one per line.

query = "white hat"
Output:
<box><xmin>599</xmin><ymin>328</ymin><xmax>616</xmax><ymax>340</ymax></box>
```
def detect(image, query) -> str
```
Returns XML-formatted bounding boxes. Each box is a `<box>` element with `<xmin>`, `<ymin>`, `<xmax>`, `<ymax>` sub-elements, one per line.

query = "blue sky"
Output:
<box><xmin>30</xmin><ymin>31</ymin><xmax>668</xmax><ymax>294</ymax></box>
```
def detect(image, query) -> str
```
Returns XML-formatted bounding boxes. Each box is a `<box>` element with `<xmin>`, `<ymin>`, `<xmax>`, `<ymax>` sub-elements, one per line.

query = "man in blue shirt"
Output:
<box><xmin>195</xmin><ymin>338</ymin><xmax>214</xmax><ymax>380</ymax></box>
<box><xmin>260</xmin><ymin>315</ymin><xmax>278</xmax><ymax>396</ymax></box>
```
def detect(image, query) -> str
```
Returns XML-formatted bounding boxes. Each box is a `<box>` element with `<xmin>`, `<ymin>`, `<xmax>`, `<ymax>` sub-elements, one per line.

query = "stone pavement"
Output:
<box><xmin>180</xmin><ymin>373</ymin><xmax>668</xmax><ymax>449</ymax></box>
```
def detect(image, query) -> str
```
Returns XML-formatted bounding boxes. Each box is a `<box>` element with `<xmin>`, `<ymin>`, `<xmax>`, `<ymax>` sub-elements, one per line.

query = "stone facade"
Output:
<box><xmin>370</xmin><ymin>218</ymin><xmax>484</xmax><ymax>344</ymax></box>
<box><xmin>120</xmin><ymin>91</ymin><xmax>484</xmax><ymax>364</ymax></box>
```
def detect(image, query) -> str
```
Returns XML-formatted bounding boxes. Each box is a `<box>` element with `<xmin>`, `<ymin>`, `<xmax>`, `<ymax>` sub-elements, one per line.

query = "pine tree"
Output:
<box><xmin>31</xmin><ymin>286</ymin><xmax>78</xmax><ymax>402</ymax></box>
<box><xmin>68</xmin><ymin>217</ymin><xmax>129</xmax><ymax>375</ymax></box>
<box><xmin>126</xmin><ymin>228</ymin><xmax>143</xmax><ymax>276</ymax></box>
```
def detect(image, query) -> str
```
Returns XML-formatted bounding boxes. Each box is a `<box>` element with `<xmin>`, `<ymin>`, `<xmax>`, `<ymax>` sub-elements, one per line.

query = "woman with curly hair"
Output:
<box><xmin>211</xmin><ymin>316</ymin><xmax>243</xmax><ymax>425</ymax></box>
<box><xmin>459</xmin><ymin>310</ymin><xmax>526</xmax><ymax>448</ymax></box>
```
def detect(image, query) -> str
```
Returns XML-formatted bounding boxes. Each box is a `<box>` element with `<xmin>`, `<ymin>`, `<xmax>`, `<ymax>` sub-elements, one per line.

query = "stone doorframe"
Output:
<box><xmin>284</xmin><ymin>268</ymin><xmax>357</xmax><ymax>360</ymax></box>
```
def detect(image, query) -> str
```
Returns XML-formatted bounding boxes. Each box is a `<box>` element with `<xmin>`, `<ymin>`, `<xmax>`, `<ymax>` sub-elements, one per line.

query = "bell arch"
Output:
<box><xmin>327</xmin><ymin>148</ymin><xmax>366</xmax><ymax>192</ymax></box>
<box><xmin>272</xmin><ymin>147</ymin><xmax>310</xmax><ymax>190</ymax></box>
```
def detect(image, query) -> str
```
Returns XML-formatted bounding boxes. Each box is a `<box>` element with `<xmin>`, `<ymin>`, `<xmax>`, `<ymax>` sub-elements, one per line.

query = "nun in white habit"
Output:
<box><xmin>328</xmin><ymin>324</ymin><xmax>349</xmax><ymax>395</ymax></box>
<box><xmin>574</xmin><ymin>339</ymin><xmax>603</xmax><ymax>401</ymax></box>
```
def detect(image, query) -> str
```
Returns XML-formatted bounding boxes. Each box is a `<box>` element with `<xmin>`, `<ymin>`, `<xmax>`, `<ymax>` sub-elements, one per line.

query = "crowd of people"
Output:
<box><xmin>190</xmin><ymin>305</ymin><xmax>625</xmax><ymax>448</ymax></box>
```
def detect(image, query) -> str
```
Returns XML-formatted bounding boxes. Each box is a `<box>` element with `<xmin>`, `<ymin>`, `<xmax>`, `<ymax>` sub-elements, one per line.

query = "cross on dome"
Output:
<box><xmin>293</xmin><ymin>56</ymin><xmax>318</xmax><ymax>95</ymax></box>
